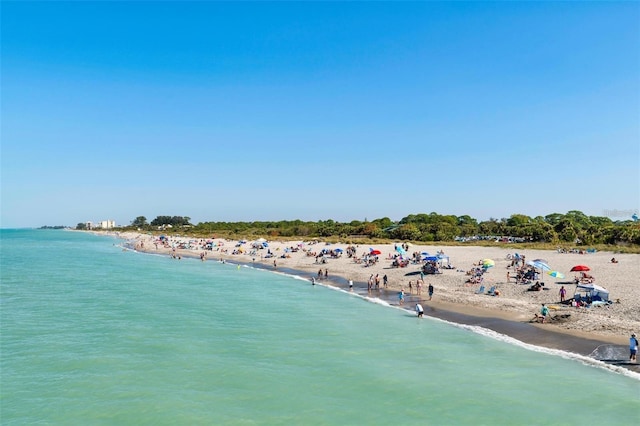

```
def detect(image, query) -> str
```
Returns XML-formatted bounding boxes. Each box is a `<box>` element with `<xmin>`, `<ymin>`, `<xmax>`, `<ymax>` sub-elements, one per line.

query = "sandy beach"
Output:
<box><xmin>116</xmin><ymin>232</ymin><xmax>639</xmax><ymax>362</ymax></box>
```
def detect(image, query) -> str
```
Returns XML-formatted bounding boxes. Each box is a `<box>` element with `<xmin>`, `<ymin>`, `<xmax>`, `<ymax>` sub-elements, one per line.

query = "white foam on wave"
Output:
<box><xmin>428</xmin><ymin>315</ymin><xmax>640</xmax><ymax>380</ymax></box>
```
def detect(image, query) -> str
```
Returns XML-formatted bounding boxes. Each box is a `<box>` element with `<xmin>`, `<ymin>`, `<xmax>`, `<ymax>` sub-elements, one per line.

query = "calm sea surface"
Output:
<box><xmin>1</xmin><ymin>229</ymin><xmax>639</xmax><ymax>425</ymax></box>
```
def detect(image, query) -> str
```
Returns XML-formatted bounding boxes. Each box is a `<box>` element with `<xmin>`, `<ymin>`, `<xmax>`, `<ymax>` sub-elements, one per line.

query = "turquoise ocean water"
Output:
<box><xmin>1</xmin><ymin>229</ymin><xmax>639</xmax><ymax>425</ymax></box>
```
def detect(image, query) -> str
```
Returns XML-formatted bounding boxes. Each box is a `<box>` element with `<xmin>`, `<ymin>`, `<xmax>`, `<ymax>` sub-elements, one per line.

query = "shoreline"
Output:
<box><xmin>110</xmin><ymin>231</ymin><xmax>639</xmax><ymax>372</ymax></box>
<box><xmin>240</xmin><ymin>262</ymin><xmax>633</xmax><ymax>359</ymax></box>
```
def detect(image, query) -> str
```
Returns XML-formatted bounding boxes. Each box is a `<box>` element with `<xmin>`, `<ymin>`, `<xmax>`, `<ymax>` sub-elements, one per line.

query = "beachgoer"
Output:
<box><xmin>428</xmin><ymin>283</ymin><xmax>434</xmax><ymax>301</ymax></box>
<box><xmin>540</xmin><ymin>304</ymin><xmax>550</xmax><ymax>323</ymax></box>
<box><xmin>318</xmin><ymin>269</ymin><xmax>323</xmax><ymax>278</ymax></box>
<box><xmin>506</xmin><ymin>272</ymin><xmax>510</xmax><ymax>282</ymax></box>
<box><xmin>415</xmin><ymin>303</ymin><xmax>424</xmax><ymax>318</ymax></box>
<box><xmin>630</xmin><ymin>334</ymin><xmax>639</xmax><ymax>362</ymax></box>
<box><xmin>398</xmin><ymin>289</ymin><xmax>405</xmax><ymax>305</ymax></box>
<box><xmin>559</xmin><ymin>286</ymin><xmax>567</xmax><ymax>302</ymax></box>
<box><xmin>273</xmin><ymin>260</ymin><xmax>277</xmax><ymax>268</ymax></box>
<box><xmin>383</xmin><ymin>274</ymin><xmax>388</xmax><ymax>288</ymax></box>
<box><xmin>408</xmin><ymin>280</ymin><xmax>413</xmax><ymax>294</ymax></box>
<box><xmin>349</xmin><ymin>279</ymin><xmax>353</xmax><ymax>291</ymax></box>
<box><xmin>311</xmin><ymin>277</ymin><xmax>315</xmax><ymax>285</ymax></box>
<box><xmin>324</xmin><ymin>268</ymin><xmax>328</xmax><ymax>278</ymax></box>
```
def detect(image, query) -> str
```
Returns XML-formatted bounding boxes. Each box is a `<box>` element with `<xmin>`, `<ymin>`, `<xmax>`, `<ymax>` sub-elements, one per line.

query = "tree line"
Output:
<box><xmin>116</xmin><ymin>211</ymin><xmax>640</xmax><ymax>246</ymax></box>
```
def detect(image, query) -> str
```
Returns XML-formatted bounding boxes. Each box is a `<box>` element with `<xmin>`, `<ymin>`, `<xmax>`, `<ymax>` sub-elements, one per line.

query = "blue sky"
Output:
<box><xmin>2</xmin><ymin>2</ymin><xmax>638</xmax><ymax>228</ymax></box>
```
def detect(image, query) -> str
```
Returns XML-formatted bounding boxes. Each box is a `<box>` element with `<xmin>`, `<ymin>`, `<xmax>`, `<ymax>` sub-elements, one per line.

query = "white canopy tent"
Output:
<box><xmin>575</xmin><ymin>283</ymin><xmax>609</xmax><ymax>302</ymax></box>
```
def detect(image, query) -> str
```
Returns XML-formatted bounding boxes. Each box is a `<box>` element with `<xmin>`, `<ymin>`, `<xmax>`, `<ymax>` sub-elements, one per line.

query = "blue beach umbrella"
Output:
<box><xmin>528</xmin><ymin>260</ymin><xmax>551</xmax><ymax>271</ymax></box>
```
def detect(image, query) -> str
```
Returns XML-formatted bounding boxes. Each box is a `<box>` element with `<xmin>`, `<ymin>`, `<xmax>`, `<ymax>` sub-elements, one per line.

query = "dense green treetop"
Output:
<box><xmin>103</xmin><ymin>211</ymin><xmax>640</xmax><ymax>246</ymax></box>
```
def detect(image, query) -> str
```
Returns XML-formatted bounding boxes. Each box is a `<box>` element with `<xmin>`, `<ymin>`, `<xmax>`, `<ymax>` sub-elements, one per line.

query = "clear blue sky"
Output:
<box><xmin>2</xmin><ymin>2</ymin><xmax>638</xmax><ymax>228</ymax></box>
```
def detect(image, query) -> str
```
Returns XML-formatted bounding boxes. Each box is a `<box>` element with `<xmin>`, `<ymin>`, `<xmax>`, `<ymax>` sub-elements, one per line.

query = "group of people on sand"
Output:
<box><xmin>507</xmin><ymin>264</ymin><xmax>540</xmax><ymax>284</ymax></box>
<box><xmin>367</xmin><ymin>274</ymin><xmax>387</xmax><ymax>291</ymax></box>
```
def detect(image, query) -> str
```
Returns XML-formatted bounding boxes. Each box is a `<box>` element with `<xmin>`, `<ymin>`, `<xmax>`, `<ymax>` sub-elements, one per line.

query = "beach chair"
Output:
<box><xmin>486</xmin><ymin>286</ymin><xmax>496</xmax><ymax>296</ymax></box>
<box><xmin>475</xmin><ymin>285</ymin><xmax>485</xmax><ymax>294</ymax></box>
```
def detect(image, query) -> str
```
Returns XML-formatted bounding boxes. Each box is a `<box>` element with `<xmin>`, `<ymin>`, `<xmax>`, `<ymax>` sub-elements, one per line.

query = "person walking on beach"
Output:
<box><xmin>415</xmin><ymin>303</ymin><xmax>424</xmax><ymax>318</ymax></box>
<box><xmin>383</xmin><ymin>274</ymin><xmax>388</xmax><ymax>288</ymax></box>
<box><xmin>398</xmin><ymin>288</ymin><xmax>405</xmax><ymax>305</ymax></box>
<box><xmin>559</xmin><ymin>286</ymin><xmax>567</xmax><ymax>302</ymax></box>
<box><xmin>408</xmin><ymin>280</ymin><xmax>413</xmax><ymax>294</ymax></box>
<box><xmin>324</xmin><ymin>268</ymin><xmax>328</xmax><ymax>279</ymax></box>
<box><xmin>428</xmin><ymin>283</ymin><xmax>434</xmax><ymax>301</ymax></box>
<box><xmin>630</xmin><ymin>333</ymin><xmax>639</xmax><ymax>362</ymax></box>
<box><xmin>349</xmin><ymin>279</ymin><xmax>353</xmax><ymax>291</ymax></box>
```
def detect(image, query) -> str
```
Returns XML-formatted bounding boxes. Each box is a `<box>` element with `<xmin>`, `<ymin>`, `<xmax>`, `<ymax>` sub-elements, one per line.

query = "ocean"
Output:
<box><xmin>1</xmin><ymin>229</ymin><xmax>638</xmax><ymax>425</ymax></box>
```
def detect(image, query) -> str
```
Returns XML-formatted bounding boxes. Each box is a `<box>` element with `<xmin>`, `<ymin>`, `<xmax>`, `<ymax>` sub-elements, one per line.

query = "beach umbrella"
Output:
<box><xmin>334</xmin><ymin>248</ymin><xmax>343</xmax><ymax>253</ymax></box>
<box><xmin>421</xmin><ymin>251</ymin><xmax>429</xmax><ymax>256</ymax></box>
<box><xmin>548</xmin><ymin>271</ymin><xmax>565</xmax><ymax>279</ymax></box>
<box><xmin>570</xmin><ymin>265</ymin><xmax>590</xmax><ymax>272</ymax></box>
<box><xmin>532</xmin><ymin>258</ymin><xmax>549</xmax><ymax>265</ymax></box>
<box><xmin>528</xmin><ymin>260</ymin><xmax>551</xmax><ymax>271</ymax></box>
<box><xmin>482</xmin><ymin>259</ymin><xmax>495</xmax><ymax>268</ymax></box>
<box><xmin>370</xmin><ymin>249</ymin><xmax>382</xmax><ymax>255</ymax></box>
<box><xmin>424</xmin><ymin>256</ymin><xmax>439</xmax><ymax>262</ymax></box>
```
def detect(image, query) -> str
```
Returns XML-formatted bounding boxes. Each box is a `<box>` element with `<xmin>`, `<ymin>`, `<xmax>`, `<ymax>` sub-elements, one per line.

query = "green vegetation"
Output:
<box><xmin>109</xmin><ymin>211</ymin><xmax>640</xmax><ymax>251</ymax></box>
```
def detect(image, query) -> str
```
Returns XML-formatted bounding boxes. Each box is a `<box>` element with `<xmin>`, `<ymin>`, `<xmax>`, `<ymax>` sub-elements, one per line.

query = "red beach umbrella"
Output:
<box><xmin>370</xmin><ymin>249</ymin><xmax>382</xmax><ymax>255</ymax></box>
<box><xmin>570</xmin><ymin>265</ymin><xmax>591</xmax><ymax>272</ymax></box>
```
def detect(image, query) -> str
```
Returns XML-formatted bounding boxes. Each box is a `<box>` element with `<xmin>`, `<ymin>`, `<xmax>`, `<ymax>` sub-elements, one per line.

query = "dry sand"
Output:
<box><xmin>118</xmin><ymin>232</ymin><xmax>640</xmax><ymax>350</ymax></box>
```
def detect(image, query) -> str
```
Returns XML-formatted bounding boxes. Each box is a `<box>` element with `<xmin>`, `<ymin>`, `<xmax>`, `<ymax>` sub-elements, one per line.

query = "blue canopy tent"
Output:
<box><xmin>423</xmin><ymin>254</ymin><xmax>450</xmax><ymax>267</ymax></box>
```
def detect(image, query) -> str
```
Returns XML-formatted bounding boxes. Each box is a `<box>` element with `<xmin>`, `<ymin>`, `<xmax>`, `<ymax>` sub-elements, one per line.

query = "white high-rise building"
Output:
<box><xmin>98</xmin><ymin>220</ymin><xmax>116</xmax><ymax>229</ymax></box>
